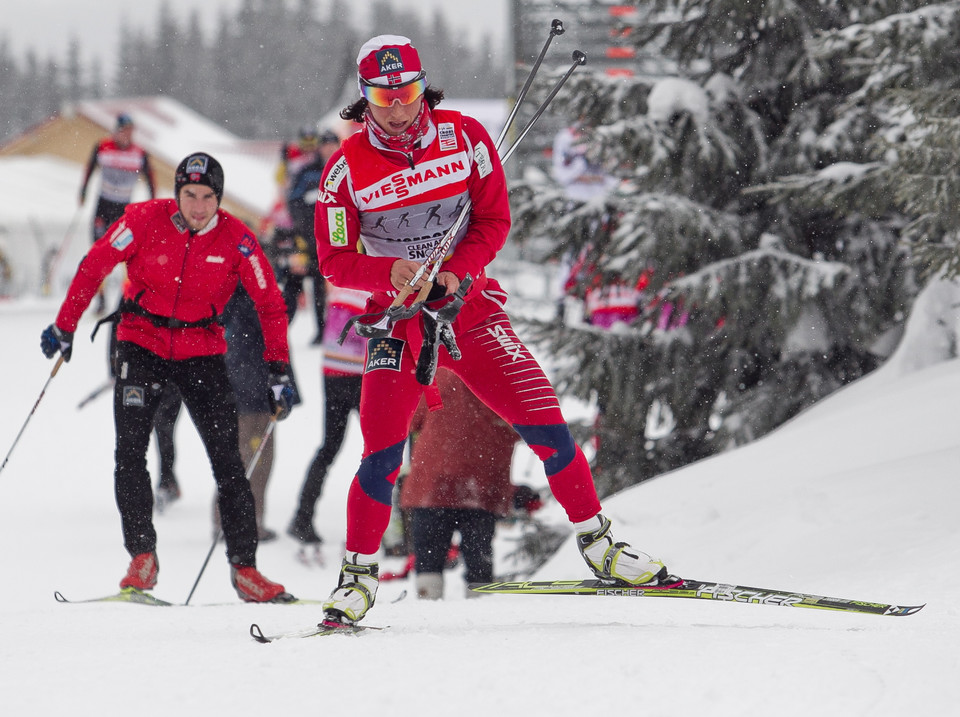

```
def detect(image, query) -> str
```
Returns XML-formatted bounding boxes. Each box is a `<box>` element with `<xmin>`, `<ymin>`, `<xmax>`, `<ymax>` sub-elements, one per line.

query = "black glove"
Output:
<box><xmin>266</xmin><ymin>361</ymin><xmax>294</xmax><ymax>421</ymax></box>
<box><xmin>513</xmin><ymin>485</ymin><xmax>544</xmax><ymax>514</ymax></box>
<box><xmin>40</xmin><ymin>324</ymin><xmax>74</xmax><ymax>362</ymax></box>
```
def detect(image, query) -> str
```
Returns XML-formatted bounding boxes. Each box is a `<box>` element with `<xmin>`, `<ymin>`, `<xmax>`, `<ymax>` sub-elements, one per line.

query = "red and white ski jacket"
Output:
<box><xmin>55</xmin><ymin>199</ymin><xmax>290</xmax><ymax>362</ymax></box>
<box><xmin>313</xmin><ymin>108</ymin><xmax>511</xmax><ymax>315</ymax></box>
<box><xmin>80</xmin><ymin>139</ymin><xmax>156</xmax><ymax>204</ymax></box>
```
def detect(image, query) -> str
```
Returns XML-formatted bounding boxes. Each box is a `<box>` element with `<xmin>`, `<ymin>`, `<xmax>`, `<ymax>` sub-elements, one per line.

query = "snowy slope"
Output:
<box><xmin>0</xmin><ymin>282</ymin><xmax>957</xmax><ymax>716</ymax></box>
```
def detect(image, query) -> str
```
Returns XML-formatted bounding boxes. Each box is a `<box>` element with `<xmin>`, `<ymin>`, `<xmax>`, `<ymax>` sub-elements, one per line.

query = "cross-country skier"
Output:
<box><xmin>41</xmin><ymin>152</ymin><xmax>296</xmax><ymax>602</ymax></box>
<box><xmin>314</xmin><ymin>35</ymin><xmax>673</xmax><ymax>625</ymax></box>
<box><xmin>78</xmin><ymin>113</ymin><xmax>156</xmax><ymax>313</ymax></box>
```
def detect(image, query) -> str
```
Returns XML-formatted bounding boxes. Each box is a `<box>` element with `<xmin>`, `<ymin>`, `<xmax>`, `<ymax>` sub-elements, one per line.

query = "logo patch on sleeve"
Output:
<box><xmin>324</xmin><ymin>156</ymin><xmax>349</xmax><ymax>192</ymax></box>
<box><xmin>110</xmin><ymin>226</ymin><xmax>134</xmax><ymax>251</ymax></box>
<box><xmin>365</xmin><ymin>337</ymin><xmax>404</xmax><ymax>373</ymax></box>
<box><xmin>237</xmin><ymin>233</ymin><xmax>257</xmax><ymax>257</ymax></box>
<box><xmin>474</xmin><ymin>141</ymin><xmax>493</xmax><ymax>178</ymax></box>
<box><xmin>328</xmin><ymin>207</ymin><xmax>348</xmax><ymax>246</ymax></box>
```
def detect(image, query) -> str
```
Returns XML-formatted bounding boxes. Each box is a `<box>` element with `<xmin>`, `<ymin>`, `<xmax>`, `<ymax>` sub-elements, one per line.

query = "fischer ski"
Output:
<box><xmin>54</xmin><ymin>588</ymin><xmax>174</xmax><ymax>606</ymax></box>
<box><xmin>54</xmin><ymin>590</ymin><xmax>328</xmax><ymax>607</ymax></box>
<box><xmin>467</xmin><ymin>578</ymin><xmax>925</xmax><ymax>617</ymax></box>
<box><xmin>250</xmin><ymin>621</ymin><xmax>385</xmax><ymax>643</ymax></box>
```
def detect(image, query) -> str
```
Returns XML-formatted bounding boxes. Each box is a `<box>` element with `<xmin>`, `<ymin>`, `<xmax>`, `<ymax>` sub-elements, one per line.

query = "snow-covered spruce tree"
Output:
<box><xmin>509</xmin><ymin>0</ymin><xmax>931</xmax><ymax>497</ymax></box>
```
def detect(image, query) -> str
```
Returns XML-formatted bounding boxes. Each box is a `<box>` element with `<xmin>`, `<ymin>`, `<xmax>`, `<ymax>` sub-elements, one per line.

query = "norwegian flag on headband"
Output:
<box><xmin>357</xmin><ymin>35</ymin><xmax>423</xmax><ymax>86</ymax></box>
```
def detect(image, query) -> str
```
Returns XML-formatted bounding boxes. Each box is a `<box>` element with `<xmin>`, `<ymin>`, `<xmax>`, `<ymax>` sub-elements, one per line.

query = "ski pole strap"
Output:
<box><xmin>413</xmin><ymin>275</ymin><xmax>473</xmax><ymax>386</ymax></box>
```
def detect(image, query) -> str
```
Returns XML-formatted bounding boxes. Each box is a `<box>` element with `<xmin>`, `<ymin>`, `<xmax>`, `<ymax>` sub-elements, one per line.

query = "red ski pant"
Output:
<box><xmin>346</xmin><ymin>309</ymin><xmax>602</xmax><ymax>554</ymax></box>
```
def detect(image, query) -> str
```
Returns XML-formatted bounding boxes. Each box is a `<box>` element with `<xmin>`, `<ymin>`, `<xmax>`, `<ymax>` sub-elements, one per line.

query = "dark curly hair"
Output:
<box><xmin>340</xmin><ymin>86</ymin><xmax>445</xmax><ymax>123</ymax></box>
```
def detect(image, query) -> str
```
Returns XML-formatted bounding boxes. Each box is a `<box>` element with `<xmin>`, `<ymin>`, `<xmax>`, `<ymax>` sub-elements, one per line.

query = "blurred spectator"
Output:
<box><xmin>287</xmin><ymin>283</ymin><xmax>369</xmax><ymax>557</ymax></box>
<box><xmin>282</xmin><ymin>129</ymin><xmax>341</xmax><ymax>344</ymax></box>
<box><xmin>551</xmin><ymin>121</ymin><xmax>618</xmax><ymax>202</ymax></box>
<box><xmin>400</xmin><ymin>370</ymin><xmax>539</xmax><ymax>599</ymax></box>
<box><xmin>218</xmin><ymin>284</ymin><xmax>302</xmax><ymax>541</ymax></box>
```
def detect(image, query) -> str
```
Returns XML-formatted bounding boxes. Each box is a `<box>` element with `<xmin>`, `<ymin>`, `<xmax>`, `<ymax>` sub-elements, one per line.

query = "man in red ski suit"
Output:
<box><xmin>41</xmin><ymin>152</ymin><xmax>295</xmax><ymax>603</ymax></box>
<box><xmin>314</xmin><ymin>35</ymin><xmax>672</xmax><ymax>625</ymax></box>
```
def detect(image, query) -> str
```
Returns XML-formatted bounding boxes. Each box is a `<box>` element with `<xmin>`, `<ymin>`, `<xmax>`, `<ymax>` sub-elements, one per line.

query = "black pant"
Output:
<box><xmin>110</xmin><ymin>324</ymin><xmax>180</xmax><ymax>486</ymax></box>
<box><xmin>153</xmin><ymin>384</ymin><xmax>181</xmax><ymax>487</ymax></box>
<box><xmin>281</xmin><ymin>267</ymin><xmax>326</xmax><ymax>336</ymax></box>
<box><xmin>292</xmin><ymin>374</ymin><xmax>362</xmax><ymax>523</ymax></box>
<box><xmin>113</xmin><ymin>341</ymin><xmax>258</xmax><ymax>566</ymax></box>
<box><xmin>410</xmin><ymin>508</ymin><xmax>496</xmax><ymax>584</ymax></box>
<box><xmin>92</xmin><ymin>198</ymin><xmax>127</xmax><ymax>242</ymax></box>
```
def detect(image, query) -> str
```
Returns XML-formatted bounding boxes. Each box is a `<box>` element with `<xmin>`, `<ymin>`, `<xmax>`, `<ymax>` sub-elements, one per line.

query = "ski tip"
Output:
<box><xmin>53</xmin><ymin>590</ymin><xmax>68</xmax><ymax>603</ymax></box>
<box><xmin>889</xmin><ymin>603</ymin><xmax>926</xmax><ymax>616</ymax></box>
<box><xmin>250</xmin><ymin>623</ymin><xmax>269</xmax><ymax>643</ymax></box>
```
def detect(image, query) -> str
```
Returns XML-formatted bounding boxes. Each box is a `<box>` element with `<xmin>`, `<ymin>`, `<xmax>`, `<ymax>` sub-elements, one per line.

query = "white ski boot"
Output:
<box><xmin>322</xmin><ymin>552</ymin><xmax>379</xmax><ymax>624</ymax></box>
<box><xmin>576</xmin><ymin>514</ymin><xmax>667</xmax><ymax>586</ymax></box>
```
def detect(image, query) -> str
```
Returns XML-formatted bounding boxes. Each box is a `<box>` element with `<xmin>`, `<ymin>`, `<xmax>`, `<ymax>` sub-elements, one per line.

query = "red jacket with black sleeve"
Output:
<box><xmin>55</xmin><ymin>199</ymin><xmax>290</xmax><ymax>362</ymax></box>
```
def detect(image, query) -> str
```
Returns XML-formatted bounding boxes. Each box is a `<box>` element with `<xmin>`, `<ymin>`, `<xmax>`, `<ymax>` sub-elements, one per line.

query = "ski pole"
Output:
<box><xmin>183</xmin><ymin>410</ymin><xmax>280</xmax><ymax>605</ymax></box>
<box><xmin>500</xmin><ymin>50</ymin><xmax>588</xmax><ymax>166</ymax></box>
<box><xmin>77</xmin><ymin>378</ymin><xmax>115</xmax><ymax>410</ymax></box>
<box><xmin>42</xmin><ymin>207</ymin><xmax>83</xmax><ymax>296</ymax></box>
<box><xmin>406</xmin><ymin>49</ymin><xmax>590</xmax><ymax>295</ymax></box>
<box><xmin>495</xmin><ymin>18</ymin><xmax>565</xmax><ymax>150</ymax></box>
<box><xmin>347</xmin><ymin>43</ymin><xmax>589</xmax><ymax>339</ymax></box>
<box><xmin>419</xmin><ymin>50</ymin><xmax>589</xmax><ymax>287</ymax></box>
<box><xmin>0</xmin><ymin>356</ymin><xmax>65</xmax><ymax>478</ymax></box>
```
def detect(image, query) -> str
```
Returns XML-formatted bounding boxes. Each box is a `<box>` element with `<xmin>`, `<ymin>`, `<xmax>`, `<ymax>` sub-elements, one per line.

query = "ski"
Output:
<box><xmin>467</xmin><ymin>578</ymin><xmax>925</xmax><ymax>617</ymax></box>
<box><xmin>250</xmin><ymin>621</ymin><xmax>385</xmax><ymax>643</ymax></box>
<box><xmin>54</xmin><ymin>588</ymin><xmax>174</xmax><ymax>606</ymax></box>
<box><xmin>54</xmin><ymin>590</ymin><xmax>328</xmax><ymax>607</ymax></box>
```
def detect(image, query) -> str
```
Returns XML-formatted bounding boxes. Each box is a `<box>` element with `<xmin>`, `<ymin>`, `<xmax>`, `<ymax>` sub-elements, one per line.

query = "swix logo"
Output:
<box><xmin>358</xmin><ymin>157</ymin><xmax>468</xmax><ymax>209</ymax></box>
<box><xmin>486</xmin><ymin>324</ymin><xmax>524</xmax><ymax>362</ymax></box>
<box><xmin>316</xmin><ymin>190</ymin><xmax>336</xmax><ymax>205</ymax></box>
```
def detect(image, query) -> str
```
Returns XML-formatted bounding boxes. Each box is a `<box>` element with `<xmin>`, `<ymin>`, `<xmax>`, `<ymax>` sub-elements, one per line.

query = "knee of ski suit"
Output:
<box><xmin>512</xmin><ymin>423</ymin><xmax>576</xmax><ymax>476</ymax></box>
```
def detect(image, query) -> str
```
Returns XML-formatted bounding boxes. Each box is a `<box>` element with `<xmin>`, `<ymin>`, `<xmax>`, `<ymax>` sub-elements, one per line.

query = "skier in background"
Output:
<box><xmin>42</xmin><ymin>152</ymin><xmax>295</xmax><ymax>603</ymax></box>
<box><xmin>313</xmin><ymin>35</ymin><xmax>675</xmax><ymax>626</ymax></box>
<box><xmin>78</xmin><ymin>113</ymin><xmax>156</xmax><ymax>314</ymax></box>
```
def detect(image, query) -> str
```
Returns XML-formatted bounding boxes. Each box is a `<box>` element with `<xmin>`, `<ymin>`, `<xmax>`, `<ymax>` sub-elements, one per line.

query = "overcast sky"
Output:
<box><xmin>1</xmin><ymin>0</ymin><xmax>510</xmax><ymax>69</ymax></box>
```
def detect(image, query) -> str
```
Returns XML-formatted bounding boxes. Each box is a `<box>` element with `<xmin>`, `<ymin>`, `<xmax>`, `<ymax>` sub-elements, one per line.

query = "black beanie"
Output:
<box><xmin>174</xmin><ymin>152</ymin><xmax>224</xmax><ymax>204</ymax></box>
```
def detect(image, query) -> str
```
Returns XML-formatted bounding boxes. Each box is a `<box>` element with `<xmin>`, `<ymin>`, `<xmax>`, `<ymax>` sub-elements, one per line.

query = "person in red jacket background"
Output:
<box><xmin>41</xmin><ymin>152</ymin><xmax>296</xmax><ymax>603</ymax></box>
<box><xmin>313</xmin><ymin>35</ymin><xmax>673</xmax><ymax>626</ymax></box>
<box><xmin>400</xmin><ymin>370</ymin><xmax>533</xmax><ymax>600</ymax></box>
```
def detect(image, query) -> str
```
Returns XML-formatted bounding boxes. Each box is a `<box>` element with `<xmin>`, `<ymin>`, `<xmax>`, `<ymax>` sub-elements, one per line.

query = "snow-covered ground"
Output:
<box><xmin>1</xmin><ymin>279</ymin><xmax>957</xmax><ymax>716</ymax></box>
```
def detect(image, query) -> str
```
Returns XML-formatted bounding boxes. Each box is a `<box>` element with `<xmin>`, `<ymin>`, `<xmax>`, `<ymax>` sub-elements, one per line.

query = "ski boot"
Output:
<box><xmin>231</xmin><ymin>566</ymin><xmax>295</xmax><ymax>603</ymax></box>
<box><xmin>322</xmin><ymin>553</ymin><xmax>379</xmax><ymax>625</ymax></box>
<box><xmin>120</xmin><ymin>551</ymin><xmax>159</xmax><ymax>591</ymax></box>
<box><xmin>576</xmin><ymin>514</ymin><xmax>674</xmax><ymax>586</ymax></box>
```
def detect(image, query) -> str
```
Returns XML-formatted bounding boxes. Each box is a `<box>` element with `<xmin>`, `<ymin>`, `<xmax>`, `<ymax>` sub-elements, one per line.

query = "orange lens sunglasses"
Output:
<box><xmin>361</xmin><ymin>75</ymin><xmax>426</xmax><ymax>107</ymax></box>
